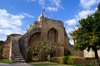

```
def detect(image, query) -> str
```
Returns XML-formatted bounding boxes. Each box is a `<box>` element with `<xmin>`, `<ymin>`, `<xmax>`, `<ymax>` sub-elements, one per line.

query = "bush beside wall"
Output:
<box><xmin>52</xmin><ymin>56</ymin><xmax>95</xmax><ymax>65</ymax></box>
<box><xmin>72</xmin><ymin>57</ymin><xmax>95</xmax><ymax>65</ymax></box>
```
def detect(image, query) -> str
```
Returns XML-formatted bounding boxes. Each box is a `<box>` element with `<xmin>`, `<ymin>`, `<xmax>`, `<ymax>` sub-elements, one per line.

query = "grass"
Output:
<box><xmin>0</xmin><ymin>59</ymin><xmax>11</xmax><ymax>64</ymax></box>
<box><xmin>28</xmin><ymin>61</ymin><xmax>75</xmax><ymax>66</ymax></box>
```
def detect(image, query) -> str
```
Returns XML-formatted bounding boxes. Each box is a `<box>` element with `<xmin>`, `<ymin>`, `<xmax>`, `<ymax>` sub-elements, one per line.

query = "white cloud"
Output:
<box><xmin>66</xmin><ymin>28</ymin><xmax>75</xmax><ymax>45</ymax></box>
<box><xmin>65</xmin><ymin>8</ymin><xmax>97</xmax><ymax>45</ymax></box>
<box><xmin>13</xmin><ymin>19</ymin><xmax>22</xmax><ymax>26</ymax></box>
<box><xmin>0</xmin><ymin>9</ymin><xmax>24</xmax><ymax>28</ymax></box>
<box><xmin>0</xmin><ymin>28</ymin><xmax>26</xmax><ymax>36</ymax></box>
<box><xmin>0</xmin><ymin>9</ymin><xmax>26</xmax><ymax>41</ymax></box>
<box><xmin>48</xmin><ymin>0</ymin><xmax>61</xmax><ymax>7</ymax></box>
<box><xmin>0</xmin><ymin>9</ymin><xmax>9</xmax><ymax>16</ymax></box>
<box><xmin>65</xmin><ymin>19</ymin><xmax>77</xmax><ymax>26</ymax></box>
<box><xmin>11</xmin><ymin>14</ymin><xmax>24</xmax><ymax>19</ymax></box>
<box><xmin>0</xmin><ymin>19</ymin><xmax>17</xmax><ymax>28</ymax></box>
<box><xmin>80</xmin><ymin>0</ymin><xmax>100</xmax><ymax>9</ymax></box>
<box><xmin>39</xmin><ymin>0</ymin><xmax>45</xmax><ymax>5</ymax></box>
<box><xmin>46</xmin><ymin>7</ymin><xmax>58</xmax><ymax>12</ymax></box>
<box><xmin>66</xmin><ymin>28</ymin><xmax>75</xmax><ymax>34</ymax></box>
<box><xmin>23</xmin><ymin>13</ymin><xmax>34</xmax><ymax>18</ymax></box>
<box><xmin>38</xmin><ymin>0</ymin><xmax>63</xmax><ymax>12</ymax></box>
<box><xmin>75</xmin><ymin>8</ymin><xmax>97</xmax><ymax>20</ymax></box>
<box><xmin>0</xmin><ymin>28</ymin><xmax>26</xmax><ymax>41</ymax></box>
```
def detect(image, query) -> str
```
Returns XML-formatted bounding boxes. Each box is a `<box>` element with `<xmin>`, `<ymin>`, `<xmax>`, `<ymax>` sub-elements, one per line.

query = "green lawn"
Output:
<box><xmin>0</xmin><ymin>59</ymin><xmax>11</xmax><ymax>64</ymax></box>
<box><xmin>28</xmin><ymin>61</ymin><xmax>75</xmax><ymax>66</ymax></box>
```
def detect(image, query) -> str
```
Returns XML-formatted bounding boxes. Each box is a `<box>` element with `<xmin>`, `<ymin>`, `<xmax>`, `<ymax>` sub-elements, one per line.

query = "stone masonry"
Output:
<box><xmin>3</xmin><ymin>34</ymin><xmax>25</xmax><ymax>63</ymax></box>
<box><xmin>2</xmin><ymin>13</ymin><xmax>83</xmax><ymax>63</ymax></box>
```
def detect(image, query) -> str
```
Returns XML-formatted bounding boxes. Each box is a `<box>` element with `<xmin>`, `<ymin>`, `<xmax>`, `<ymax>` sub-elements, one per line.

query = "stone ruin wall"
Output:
<box><xmin>19</xmin><ymin>28</ymin><xmax>42</xmax><ymax>61</ymax></box>
<box><xmin>2</xmin><ymin>35</ymin><xmax>12</xmax><ymax>58</ymax></box>
<box><xmin>64</xmin><ymin>31</ymin><xmax>84</xmax><ymax>57</ymax></box>
<box><xmin>42</xmin><ymin>17</ymin><xmax>65</xmax><ymax>57</ymax></box>
<box><xmin>40</xmin><ymin>16</ymin><xmax>84</xmax><ymax>57</ymax></box>
<box><xmin>4</xmin><ymin>13</ymin><xmax>98</xmax><ymax>62</ymax></box>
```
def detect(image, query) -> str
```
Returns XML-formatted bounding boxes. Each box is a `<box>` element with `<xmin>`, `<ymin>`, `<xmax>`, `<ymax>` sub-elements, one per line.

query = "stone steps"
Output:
<box><xmin>12</xmin><ymin>60</ymin><xmax>25</xmax><ymax>63</ymax></box>
<box><xmin>10</xmin><ymin>36</ymin><xmax>26</xmax><ymax>63</ymax></box>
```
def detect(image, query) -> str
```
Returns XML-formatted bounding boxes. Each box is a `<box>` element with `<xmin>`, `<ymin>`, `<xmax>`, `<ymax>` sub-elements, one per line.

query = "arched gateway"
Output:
<box><xmin>2</xmin><ymin>13</ymin><xmax>83</xmax><ymax>63</ymax></box>
<box><xmin>28</xmin><ymin>32</ymin><xmax>41</xmax><ymax>61</ymax></box>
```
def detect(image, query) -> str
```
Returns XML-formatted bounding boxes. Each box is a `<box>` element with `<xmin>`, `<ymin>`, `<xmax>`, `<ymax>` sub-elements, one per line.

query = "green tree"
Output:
<box><xmin>0</xmin><ymin>40</ymin><xmax>4</xmax><ymax>51</ymax></box>
<box><xmin>28</xmin><ymin>40</ymin><xmax>57</xmax><ymax>60</ymax></box>
<box><xmin>69</xmin><ymin>3</ymin><xmax>100</xmax><ymax>66</ymax></box>
<box><xmin>98</xmin><ymin>3</ymin><xmax>100</xmax><ymax>11</ymax></box>
<box><xmin>27</xmin><ymin>24</ymin><xmax>33</xmax><ymax>32</ymax></box>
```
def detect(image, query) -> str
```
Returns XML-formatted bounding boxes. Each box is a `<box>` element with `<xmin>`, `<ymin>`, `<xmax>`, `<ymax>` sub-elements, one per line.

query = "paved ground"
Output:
<box><xmin>0</xmin><ymin>63</ymin><xmax>33</xmax><ymax>66</ymax></box>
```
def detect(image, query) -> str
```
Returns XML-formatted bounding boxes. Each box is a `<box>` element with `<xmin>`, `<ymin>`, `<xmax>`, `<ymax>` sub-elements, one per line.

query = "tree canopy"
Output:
<box><xmin>73</xmin><ymin>11</ymin><xmax>100</xmax><ymax>51</ymax></box>
<box><xmin>98</xmin><ymin>3</ymin><xmax>100</xmax><ymax>11</ymax></box>
<box><xmin>69</xmin><ymin>3</ymin><xmax>100</xmax><ymax>66</ymax></box>
<box><xmin>28</xmin><ymin>40</ymin><xmax>57</xmax><ymax>60</ymax></box>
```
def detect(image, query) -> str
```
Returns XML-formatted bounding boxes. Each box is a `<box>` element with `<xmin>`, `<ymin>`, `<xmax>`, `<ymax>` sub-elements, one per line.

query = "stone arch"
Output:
<box><xmin>47</xmin><ymin>28</ymin><xmax>58</xmax><ymax>44</ymax></box>
<box><xmin>28</xmin><ymin>32</ymin><xmax>41</xmax><ymax>61</ymax></box>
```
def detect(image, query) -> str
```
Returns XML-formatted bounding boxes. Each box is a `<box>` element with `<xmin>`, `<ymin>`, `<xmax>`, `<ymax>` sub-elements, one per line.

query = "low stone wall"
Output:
<box><xmin>84</xmin><ymin>48</ymin><xmax>100</xmax><ymax>57</ymax></box>
<box><xmin>52</xmin><ymin>56</ymin><xmax>96</xmax><ymax>65</ymax></box>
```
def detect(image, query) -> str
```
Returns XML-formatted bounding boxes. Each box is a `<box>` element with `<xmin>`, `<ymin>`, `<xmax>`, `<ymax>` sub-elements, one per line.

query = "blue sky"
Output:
<box><xmin>0</xmin><ymin>0</ymin><xmax>100</xmax><ymax>45</ymax></box>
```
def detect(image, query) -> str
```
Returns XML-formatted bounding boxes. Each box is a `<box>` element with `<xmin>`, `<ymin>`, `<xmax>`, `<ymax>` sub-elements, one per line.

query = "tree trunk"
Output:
<box><xmin>72</xmin><ymin>36</ymin><xmax>75</xmax><ymax>44</ymax></box>
<box><xmin>94</xmin><ymin>48</ymin><xmax>99</xmax><ymax>66</ymax></box>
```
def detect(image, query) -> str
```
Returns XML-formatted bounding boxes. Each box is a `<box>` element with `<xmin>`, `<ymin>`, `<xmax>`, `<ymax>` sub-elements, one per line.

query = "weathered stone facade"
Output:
<box><xmin>2</xmin><ymin>13</ymin><xmax>83</xmax><ymax>63</ymax></box>
<box><xmin>2</xmin><ymin>35</ymin><xmax>12</xmax><ymax>59</ymax></box>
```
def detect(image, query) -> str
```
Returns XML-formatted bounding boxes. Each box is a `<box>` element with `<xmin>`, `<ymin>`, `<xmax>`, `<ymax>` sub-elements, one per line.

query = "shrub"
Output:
<box><xmin>52</xmin><ymin>56</ymin><xmax>96</xmax><ymax>65</ymax></box>
<box><xmin>58</xmin><ymin>56</ymin><xmax>67</xmax><ymax>64</ymax></box>
<box><xmin>66</xmin><ymin>56</ymin><xmax>78</xmax><ymax>65</ymax></box>
<box><xmin>64</xmin><ymin>48</ymin><xmax>71</xmax><ymax>56</ymax></box>
<box><xmin>55</xmin><ymin>56</ymin><xmax>77</xmax><ymax>64</ymax></box>
<box><xmin>73</xmin><ymin>57</ymin><xmax>95</xmax><ymax>66</ymax></box>
<box><xmin>67</xmin><ymin>57</ymin><xmax>74</xmax><ymax>65</ymax></box>
<box><xmin>52</xmin><ymin>57</ymin><xmax>60</xmax><ymax>63</ymax></box>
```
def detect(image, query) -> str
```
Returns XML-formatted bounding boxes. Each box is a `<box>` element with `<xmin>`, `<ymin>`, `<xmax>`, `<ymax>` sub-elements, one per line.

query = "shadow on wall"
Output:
<box><xmin>0</xmin><ymin>51</ymin><xmax>2</xmax><ymax>58</ymax></box>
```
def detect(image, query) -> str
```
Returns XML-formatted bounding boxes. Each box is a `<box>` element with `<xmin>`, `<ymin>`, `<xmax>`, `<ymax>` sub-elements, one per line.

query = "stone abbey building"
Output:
<box><xmin>2</xmin><ymin>13</ymin><xmax>83</xmax><ymax>63</ymax></box>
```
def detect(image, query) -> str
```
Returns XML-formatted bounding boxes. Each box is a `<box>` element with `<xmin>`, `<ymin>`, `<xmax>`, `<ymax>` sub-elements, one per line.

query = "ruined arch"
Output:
<box><xmin>28</xmin><ymin>32</ymin><xmax>41</xmax><ymax>61</ymax></box>
<box><xmin>47</xmin><ymin>28</ymin><xmax>58</xmax><ymax>44</ymax></box>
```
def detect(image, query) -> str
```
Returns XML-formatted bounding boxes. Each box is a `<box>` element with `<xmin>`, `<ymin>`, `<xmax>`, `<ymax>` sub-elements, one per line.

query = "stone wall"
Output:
<box><xmin>2</xmin><ymin>13</ymin><xmax>85</xmax><ymax>62</ymax></box>
<box><xmin>19</xmin><ymin>28</ymin><xmax>42</xmax><ymax>61</ymax></box>
<box><xmin>2</xmin><ymin>35</ymin><xmax>12</xmax><ymax>58</ymax></box>
<box><xmin>2</xmin><ymin>34</ymin><xmax>22</xmax><ymax>59</ymax></box>
<box><xmin>19</xmin><ymin>13</ymin><xmax>84</xmax><ymax>61</ymax></box>
<box><xmin>64</xmin><ymin>32</ymin><xmax>83</xmax><ymax>57</ymax></box>
<box><xmin>84</xmin><ymin>48</ymin><xmax>100</xmax><ymax>57</ymax></box>
<box><xmin>41</xmin><ymin>17</ymin><xmax>65</xmax><ymax>57</ymax></box>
